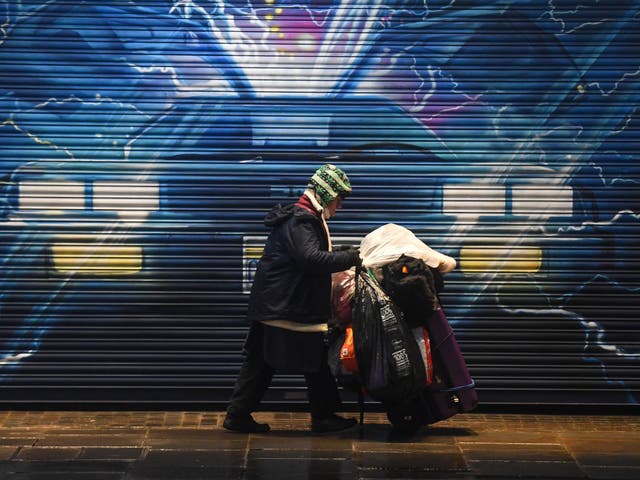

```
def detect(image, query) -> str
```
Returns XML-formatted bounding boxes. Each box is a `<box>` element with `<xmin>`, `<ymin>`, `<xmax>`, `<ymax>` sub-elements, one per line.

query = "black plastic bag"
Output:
<box><xmin>352</xmin><ymin>270</ymin><xmax>426</xmax><ymax>404</ymax></box>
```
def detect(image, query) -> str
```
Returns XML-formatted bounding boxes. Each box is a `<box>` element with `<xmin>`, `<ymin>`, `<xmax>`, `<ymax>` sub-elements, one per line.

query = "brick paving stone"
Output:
<box><xmin>127</xmin><ymin>450</ymin><xmax>245</xmax><ymax>480</ymax></box>
<box><xmin>247</xmin><ymin>457</ymin><xmax>355</xmax><ymax>480</ymax></box>
<box><xmin>15</xmin><ymin>447</ymin><xmax>81</xmax><ymax>461</ymax></box>
<box><xmin>573</xmin><ymin>452</ymin><xmax>640</xmax><ymax>468</ymax></box>
<box><xmin>355</xmin><ymin>472</ymin><xmax>474</xmax><ymax>480</ymax></box>
<box><xmin>199</xmin><ymin>413</ymin><xmax>219</xmax><ymax>427</ymax></box>
<box><xmin>251</xmin><ymin>430</ymin><xmax>354</xmax><ymax>451</ymax></box>
<box><xmin>247</xmin><ymin>444</ymin><xmax>355</xmax><ymax>479</ymax></box>
<box><xmin>28</xmin><ymin>429</ymin><xmax>144</xmax><ymax>436</ymax></box>
<box><xmin>0</xmin><ymin>446</ymin><xmax>18</xmax><ymax>461</ymax></box>
<box><xmin>356</xmin><ymin>476</ymin><xmax>446</xmax><ymax>480</ymax></box>
<box><xmin>35</xmin><ymin>434</ymin><xmax>146</xmax><ymax>448</ymax></box>
<box><xmin>180</xmin><ymin>412</ymin><xmax>203</xmax><ymax>428</ymax></box>
<box><xmin>580</xmin><ymin>465</ymin><xmax>640</xmax><ymax>480</ymax></box>
<box><xmin>0</xmin><ymin>460</ymin><xmax>131</xmax><ymax>476</ymax></box>
<box><xmin>354</xmin><ymin>425</ymin><xmax>457</xmax><ymax>449</ymax></box>
<box><xmin>356</xmin><ymin>446</ymin><xmax>467</xmax><ymax>471</ymax></box>
<box><xmin>459</xmin><ymin>442</ymin><xmax>574</xmax><ymax>462</ymax></box>
<box><xmin>78</xmin><ymin>448</ymin><xmax>145</xmax><ymax>461</ymax></box>
<box><xmin>466</xmin><ymin>459</ymin><xmax>586</xmax><ymax>478</ymax></box>
<box><xmin>251</xmin><ymin>411</ymin><xmax>316</xmax><ymax>431</ymax></box>
<box><xmin>249</xmin><ymin>448</ymin><xmax>352</xmax><ymax>460</ymax></box>
<box><xmin>0</xmin><ymin>435</ymin><xmax>38</xmax><ymax>447</ymax></box>
<box><xmin>455</xmin><ymin>430</ymin><xmax>560</xmax><ymax>444</ymax></box>
<box><xmin>143</xmin><ymin>429</ymin><xmax>248</xmax><ymax>450</ymax></box>
<box><xmin>1</xmin><ymin>473</ymin><xmax>126</xmax><ymax>480</ymax></box>
<box><xmin>561</xmin><ymin>432</ymin><xmax>640</xmax><ymax>468</ymax></box>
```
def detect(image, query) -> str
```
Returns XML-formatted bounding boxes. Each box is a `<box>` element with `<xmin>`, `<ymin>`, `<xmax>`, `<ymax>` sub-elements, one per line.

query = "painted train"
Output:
<box><xmin>0</xmin><ymin>0</ymin><xmax>638</xmax><ymax>404</ymax></box>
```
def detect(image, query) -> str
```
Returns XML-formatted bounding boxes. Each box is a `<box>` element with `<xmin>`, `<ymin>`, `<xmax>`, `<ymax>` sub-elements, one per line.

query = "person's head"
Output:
<box><xmin>308</xmin><ymin>164</ymin><xmax>352</xmax><ymax>219</ymax></box>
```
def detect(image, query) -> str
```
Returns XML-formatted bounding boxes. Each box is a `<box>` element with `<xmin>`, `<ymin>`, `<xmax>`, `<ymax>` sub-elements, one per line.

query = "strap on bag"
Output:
<box><xmin>354</xmin><ymin>265</ymin><xmax>365</xmax><ymax>426</ymax></box>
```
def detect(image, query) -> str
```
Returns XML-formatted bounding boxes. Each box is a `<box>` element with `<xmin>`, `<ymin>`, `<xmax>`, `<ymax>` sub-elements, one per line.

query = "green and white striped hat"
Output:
<box><xmin>309</xmin><ymin>164</ymin><xmax>352</xmax><ymax>207</ymax></box>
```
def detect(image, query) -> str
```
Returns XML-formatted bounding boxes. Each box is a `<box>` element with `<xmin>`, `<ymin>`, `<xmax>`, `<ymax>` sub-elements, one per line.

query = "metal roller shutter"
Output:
<box><xmin>0</xmin><ymin>1</ymin><xmax>638</xmax><ymax>406</ymax></box>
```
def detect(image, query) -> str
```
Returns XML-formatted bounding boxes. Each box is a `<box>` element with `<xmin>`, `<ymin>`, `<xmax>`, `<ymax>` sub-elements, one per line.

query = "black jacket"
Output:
<box><xmin>246</xmin><ymin>203</ymin><xmax>359</xmax><ymax>325</ymax></box>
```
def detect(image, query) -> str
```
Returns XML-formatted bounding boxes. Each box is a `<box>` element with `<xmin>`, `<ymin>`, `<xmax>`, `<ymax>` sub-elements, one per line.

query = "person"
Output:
<box><xmin>224</xmin><ymin>164</ymin><xmax>361</xmax><ymax>434</ymax></box>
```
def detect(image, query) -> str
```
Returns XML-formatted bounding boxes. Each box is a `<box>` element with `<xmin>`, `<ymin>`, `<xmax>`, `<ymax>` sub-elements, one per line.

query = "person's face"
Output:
<box><xmin>324</xmin><ymin>196</ymin><xmax>343</xmax><ymax>219</ymax></box>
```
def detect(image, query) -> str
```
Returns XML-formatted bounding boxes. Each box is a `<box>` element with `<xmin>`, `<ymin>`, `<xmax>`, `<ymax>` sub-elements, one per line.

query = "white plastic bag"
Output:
<box><xmin>359</xmin><ymin>223</ymin><xmax>456</xmax><ymax>273</ymax></box>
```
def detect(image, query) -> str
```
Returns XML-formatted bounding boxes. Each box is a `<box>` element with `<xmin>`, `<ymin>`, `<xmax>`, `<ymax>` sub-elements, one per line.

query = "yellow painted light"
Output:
<box><xmin>51</xmin><ymin>244</ymin><xmax>142</xmax><ymax>275</ymax></box>
<box><xmin>244</xmin><ymin>246</ymin><xmax>264</xmax><ymax>260</ymax></box>
<box><xmin>460</xmin><ymin>246</ymin><xmax>542</xmax><ymax>274</ymax></box>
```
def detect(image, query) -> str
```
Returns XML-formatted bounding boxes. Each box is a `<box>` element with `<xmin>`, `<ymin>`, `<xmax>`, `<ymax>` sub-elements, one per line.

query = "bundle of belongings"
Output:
<box><xmin>329</xmin><ymin>224</ymin><xmax>477</xmax><ymax>435</ymax></box>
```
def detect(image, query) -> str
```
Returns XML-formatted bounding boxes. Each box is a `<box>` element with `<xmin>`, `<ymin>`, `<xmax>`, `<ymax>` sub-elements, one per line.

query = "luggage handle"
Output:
<box><xmin>428</xmin><ymin>380</ymin><xmax>476</xmax><ymax>394</ymax></box>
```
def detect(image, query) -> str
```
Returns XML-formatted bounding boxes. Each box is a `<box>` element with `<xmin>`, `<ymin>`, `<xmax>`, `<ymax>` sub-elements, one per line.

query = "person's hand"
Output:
<box><xmin>334</xmin><ymin>245</ymin><xmax>361</xmax><ymax>267</ymax></box>
<box><xmin>348</xmin><ymin>247</ymin><xmax>362</xmax><ymax>268</ymax></box>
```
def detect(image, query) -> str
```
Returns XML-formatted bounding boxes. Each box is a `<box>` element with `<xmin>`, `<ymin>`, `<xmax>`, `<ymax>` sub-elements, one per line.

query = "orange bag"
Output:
<box><xmin>339</xmin><ymin>326</ymin><xmax>359</xmax><ymax>373</ymax></box>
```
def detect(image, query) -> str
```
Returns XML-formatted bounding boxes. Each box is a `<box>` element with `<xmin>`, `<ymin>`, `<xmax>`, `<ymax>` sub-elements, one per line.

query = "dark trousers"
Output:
<box><xmin>226</xmin><ymin>337</ymin><xmax>341</xmax><ymax>420</ymax></box>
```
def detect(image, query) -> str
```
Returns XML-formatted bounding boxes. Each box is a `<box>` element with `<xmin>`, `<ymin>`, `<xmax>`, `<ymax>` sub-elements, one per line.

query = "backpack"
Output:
<box><xmin>381</xmin><ymin>255</ymin><xmax>443</xmax><ymax>328</ymax></box>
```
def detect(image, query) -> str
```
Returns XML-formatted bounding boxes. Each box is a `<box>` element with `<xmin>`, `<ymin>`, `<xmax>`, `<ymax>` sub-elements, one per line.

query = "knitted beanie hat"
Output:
<box><xmin>308</xmin><ymin>164</ymin><xmax>352</xmax><ymax>207</ymax></box>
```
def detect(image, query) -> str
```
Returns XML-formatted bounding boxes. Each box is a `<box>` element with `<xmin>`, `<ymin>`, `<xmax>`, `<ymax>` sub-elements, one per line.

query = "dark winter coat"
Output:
<box><xmin>246</xmin><ymin>203</ymin><xmax>359</xmax><ymax>326</ymax></box>
<box><xmin>244</xmin><ymin>201</ymin><xmax>359</xmax><ymax>373</ymax></box>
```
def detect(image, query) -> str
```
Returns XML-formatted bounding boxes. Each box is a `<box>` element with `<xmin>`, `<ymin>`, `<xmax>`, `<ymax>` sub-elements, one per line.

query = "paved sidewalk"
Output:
<box><xmin>0</xmin><ymin>410</ymin><xmax>638</xmax><ymax>479</ymax></box>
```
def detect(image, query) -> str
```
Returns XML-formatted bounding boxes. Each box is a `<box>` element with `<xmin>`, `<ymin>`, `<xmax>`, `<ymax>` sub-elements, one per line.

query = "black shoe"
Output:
<box><xmin>223</xmin><ymin>413</ymin><xmax>270</xmax><ymax>433</ymax></box>
<box><xmin>311</xmin><ymin>414</ymin><xmax>358</xmax><ymax>434</ymax></box>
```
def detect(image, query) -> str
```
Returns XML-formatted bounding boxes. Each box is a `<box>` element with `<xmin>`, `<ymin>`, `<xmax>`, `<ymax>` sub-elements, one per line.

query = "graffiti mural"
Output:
<box><xmin>0</xmin><ymin>0</ymin><xmax>639</xmax><ymax>404</ymax></box>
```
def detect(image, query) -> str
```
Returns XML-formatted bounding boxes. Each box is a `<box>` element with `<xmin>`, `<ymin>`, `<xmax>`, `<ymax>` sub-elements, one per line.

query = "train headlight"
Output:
<box><xmin>460</xmin><ymin>246</ymin><xmax>542</xmax><ymax>274</ymax></box>
<box><xmin>51</xmin><ymin>243</ymin><xmax>142</xmax><ymax>275</ymax></box>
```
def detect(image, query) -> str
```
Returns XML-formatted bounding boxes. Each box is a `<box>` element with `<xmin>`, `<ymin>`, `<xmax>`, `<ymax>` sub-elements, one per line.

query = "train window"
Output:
<box><xmin>93</xmin><ymin>181</ymin><xmax>159</xmax><ymax>215</ymax></box>
<box><xmin>512</xmin><ymin>185</ymin><xmax>573</xmax><ymax>217</ymax></box>
<box><xmin>19</xmin><ymin>180</ymin><xmax>84</xmax><ymax>210</ymax></box>
<box><xmin>443</xmin><ymin>184</ymin><xmax>505</xmax><ymax>217</ymax></box>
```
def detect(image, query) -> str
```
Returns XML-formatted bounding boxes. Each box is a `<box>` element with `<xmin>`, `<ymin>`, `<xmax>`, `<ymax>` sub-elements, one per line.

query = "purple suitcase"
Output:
<box><xmin>422</xmin><ymin>307</ymin><xmax>478</xmax><ymax>424</ymax></box>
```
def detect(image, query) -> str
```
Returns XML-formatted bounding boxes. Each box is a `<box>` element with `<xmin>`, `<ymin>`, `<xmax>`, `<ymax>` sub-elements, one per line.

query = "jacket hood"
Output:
<box><xmin>264</xmin><ymin>203</ymin><xmax>318</xmax><ymax>227</ymax></box>
<box><xmin>264</xmin><ymin>204</ymin><xmax>296</xmax><ymax>227</ymax></box>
